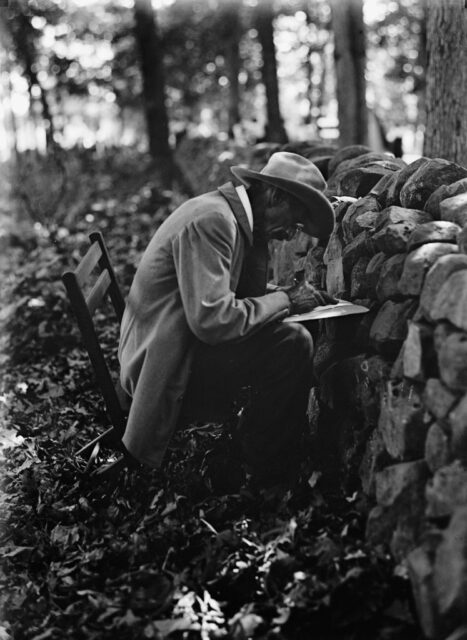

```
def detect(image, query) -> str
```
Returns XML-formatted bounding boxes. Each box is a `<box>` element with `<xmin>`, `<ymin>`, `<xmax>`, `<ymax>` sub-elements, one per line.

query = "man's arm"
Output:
<box><xmin>172</xmin><ymin>214</ymin><xmax>290</xmax><ymax>345</ymax></box>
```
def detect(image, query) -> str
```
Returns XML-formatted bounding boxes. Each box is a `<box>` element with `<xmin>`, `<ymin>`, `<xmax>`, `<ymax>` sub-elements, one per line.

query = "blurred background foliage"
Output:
<box><xmin>0</xmin><ymin>0</ymin><xmax>426</xmax><ymax>163</ymax></box>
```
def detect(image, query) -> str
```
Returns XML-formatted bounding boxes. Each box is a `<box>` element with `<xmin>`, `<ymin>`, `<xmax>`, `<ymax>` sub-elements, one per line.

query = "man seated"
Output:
<box><xmin>118</xmin><ymin>152</ymin><xmax>337</xmax><ymax>486</ymax></box>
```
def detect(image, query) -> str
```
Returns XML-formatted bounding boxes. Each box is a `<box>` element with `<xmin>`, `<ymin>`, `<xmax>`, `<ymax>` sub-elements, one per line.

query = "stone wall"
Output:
<box><xmin>272</xmin><ymin>145</ymin><xmax>467</xmax><ymax>640</ymax></box>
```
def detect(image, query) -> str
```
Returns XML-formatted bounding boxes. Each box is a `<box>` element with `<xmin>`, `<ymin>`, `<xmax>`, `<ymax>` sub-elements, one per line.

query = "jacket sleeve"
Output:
<box><xmin>171</xmin><ymin>213</ymin><xmax>290</xmax><ymax>345</ymax></box>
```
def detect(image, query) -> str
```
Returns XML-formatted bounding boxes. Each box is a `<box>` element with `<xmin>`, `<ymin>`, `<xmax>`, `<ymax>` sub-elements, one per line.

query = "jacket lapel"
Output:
<box><xmin>218</xmin><ymin>182</ymin><xmax>253</xmax><ymax>246</ymax></box>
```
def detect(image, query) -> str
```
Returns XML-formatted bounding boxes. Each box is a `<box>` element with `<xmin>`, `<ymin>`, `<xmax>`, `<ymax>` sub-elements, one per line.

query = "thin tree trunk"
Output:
<box><xmin>222</xmin><ymin>3</ymin><xmax>241</xmax><ymax>139</ymax></box>
<box><xmin>424</xmin><ymin>0</ymin><xmax>467</xmax><ymax>165</ymax></box>
<box><xmin>133</xmin><ymin>0</ymin><xmax>173</xmax><ymax>187</ymax></box>
<box><xmin>255</xmin><ymin>0</ymin><xmax>288</xmax><ymax>144</ymax></box>
<box><xmin>330</xmin><ymin>0</ymin><xmax>368</xmax><ymax>147</ymax></box>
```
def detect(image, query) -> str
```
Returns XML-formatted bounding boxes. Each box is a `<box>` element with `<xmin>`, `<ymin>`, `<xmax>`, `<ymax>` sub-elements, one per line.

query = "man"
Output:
<box><xmin>119</xmin><ymin>152</ymin><xmax>337</xmax><ymax>486</ymax></box>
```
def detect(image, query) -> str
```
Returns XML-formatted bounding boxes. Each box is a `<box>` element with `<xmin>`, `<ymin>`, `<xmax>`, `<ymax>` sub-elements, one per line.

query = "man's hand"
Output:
<box><xmin>285</xmin><ymin>281</ymin><xmax>338</xmax><ymax>315</ymax></box>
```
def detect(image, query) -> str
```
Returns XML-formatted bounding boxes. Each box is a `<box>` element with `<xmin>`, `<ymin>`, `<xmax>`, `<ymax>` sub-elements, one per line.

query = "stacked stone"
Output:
<box><xmin>300</xmin><ymin>148</ymin><xmax>467</xmax><ymax>640</ymax></box>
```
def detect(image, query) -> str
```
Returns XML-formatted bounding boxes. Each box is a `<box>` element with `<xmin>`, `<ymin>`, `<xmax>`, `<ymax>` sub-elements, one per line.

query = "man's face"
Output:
<box><xmin>263</xmin><ymin>199</ymin><xmax>305</xmax><ymax>241</ymax></box>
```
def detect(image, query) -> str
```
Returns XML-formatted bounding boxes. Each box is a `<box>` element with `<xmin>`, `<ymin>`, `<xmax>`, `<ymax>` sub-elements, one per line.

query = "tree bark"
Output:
<box><xmin>424</xmin><ymin>0</ymin><xmax>467</xmax><ymax>166</ymax></box>
<box><xmin>133</xmin><ymin>0</ymin><xmax>173</xmax><ymax>187</ymax></box>
<box><xmin>255</xmin><ymin>0</ymin><xmax>288</xmax><ymax>144</ymax></box>
<box><xmin>330</xmin><ymin>0</ymin><xmax>368</xmax><ymax>147</ymax></box>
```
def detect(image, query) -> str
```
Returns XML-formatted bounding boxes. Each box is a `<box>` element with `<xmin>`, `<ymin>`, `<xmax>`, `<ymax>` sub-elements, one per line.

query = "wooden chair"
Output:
<box><xmin>62</xmin><ymin>231</ymin><xmax>132</xmax><ymax>472</ymax></box>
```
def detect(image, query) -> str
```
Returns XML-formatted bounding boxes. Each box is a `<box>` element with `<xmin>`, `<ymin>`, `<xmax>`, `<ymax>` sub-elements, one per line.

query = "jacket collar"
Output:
<box><xmin>218</xmin><ymin>182</ymin><xmax>253</xmax><ymax>246</ymax></box>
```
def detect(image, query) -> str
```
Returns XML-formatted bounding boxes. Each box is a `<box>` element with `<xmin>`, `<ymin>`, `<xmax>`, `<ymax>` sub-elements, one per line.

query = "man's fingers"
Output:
<box><xmin>321</xmin><ymin>292</ymin><xmax>339</xmax><ymax>305</ymax></box>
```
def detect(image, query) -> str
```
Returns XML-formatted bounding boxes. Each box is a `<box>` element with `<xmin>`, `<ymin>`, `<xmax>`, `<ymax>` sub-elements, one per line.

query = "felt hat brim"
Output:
<box><xmin>231</xmin><ymin>165</ymin><xmax>335</xmax><ymax>239</ymax></box>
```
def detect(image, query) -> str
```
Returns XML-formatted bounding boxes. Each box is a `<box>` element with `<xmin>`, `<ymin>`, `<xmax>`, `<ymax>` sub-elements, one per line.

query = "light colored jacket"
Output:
<box><xmin>118</xmin><ymin>183</ymin><xmax>291</xmax><ymax>467</ymax></box>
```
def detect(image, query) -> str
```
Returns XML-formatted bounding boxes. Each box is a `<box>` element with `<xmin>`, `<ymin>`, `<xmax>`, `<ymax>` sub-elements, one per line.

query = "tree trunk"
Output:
<box><xmin>133</xmin><ymin>0</ymin><xmax>173</xmax><ymax>188</ymax></box>
<box><xmin>330</xmin><ymin>0</ymin><xmax>368</xmax><ymax>147</ymax></box>
<box><xmin>255</xmin><ymin>0</ymin><xmax>288</xmax><ymax>144</ymax></box>
<box><xmin>424</xmin><ymin>0</ymin><xmax>467</xmax><ymax>166</ymax></box>
<box><xmin>222</xmin><ymin>3</ymin><xmax>241</xmax><ymax>140</ymax></box>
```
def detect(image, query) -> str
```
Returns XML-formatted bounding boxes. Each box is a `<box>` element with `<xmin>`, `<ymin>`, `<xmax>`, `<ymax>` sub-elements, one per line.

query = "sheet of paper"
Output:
<box><xmin>283</xmin><ymin>299</ymin><xmax>369</xmax><ymax>323</ymax></box>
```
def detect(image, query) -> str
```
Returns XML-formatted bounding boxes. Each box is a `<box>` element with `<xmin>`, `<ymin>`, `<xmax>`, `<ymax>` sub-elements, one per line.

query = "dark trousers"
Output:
<box><xmin>180</xmin><ymin>322</ymin><xmax>314</xmax><ymax>481</ymax></box>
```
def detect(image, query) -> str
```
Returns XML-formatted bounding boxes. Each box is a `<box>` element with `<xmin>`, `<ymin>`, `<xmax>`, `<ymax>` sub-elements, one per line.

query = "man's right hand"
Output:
<box><xmin>285</xmin><ymin>281</ymin><xmax>338</xmax><ymax>315</ymax></box>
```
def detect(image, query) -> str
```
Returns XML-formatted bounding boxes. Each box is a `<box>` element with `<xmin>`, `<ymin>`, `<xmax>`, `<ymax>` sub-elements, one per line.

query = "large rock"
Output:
<box><xmin>327</xmin><ymin>144</ymin><xmax>372</xmax><ymax>177</ymax></box>
<box><xmin>420</xmin><ymin>254</ymin><xmax>467</xmax><ymax>321</ymax></box>
<box><xmin>376</xmin><ymin>253</ymin><xmax>406</xmax><ymax>301</ymax></box>
<box><xmin>365</xmin><ymin>252</ymin><xmax>387</xmax><ymax>297</ymax></box>
<box><xmin>425</xmin><ymin>177</ymin><xmax>467</xmax><ymax>217</ymax></box>
<box><xmin>339</xmin><ymin>165</ymin><xmax>396</xmax><ymax>199</ymax></box>
<box><xmin>369</xmin><ymin>171</ymin><xmax>402</xmax><ymax>208</ymax></box>
<box><xmin>449</xmin><ymin>393</ymin><xmax>467</xmax><ymax>456</ymax></box>
<box><xmin>327</xmin><ymin>153</ymin><xmax>400</xmax><ymax>195</ymax></box>
<box><xmin>459</xmin><ymin>225</ymin><xmax>467</xmax><ymax>254</ymax></box>
<box><xmin>378</xmin><ymin>381</ymin><xmax>430</xmax><ymax>460</ymax></box>
<box><xmin>350</xmin><ymin>256</ymin><xmax>370</xmax><ymax>299</ymax></box>
<box><xmin>440</xmin><ymin>193</ymin><xmax>467</xmax><ymax>227</ymax></box>
<box><xmin>424</xmin><ymin>378</ymin><xmax>458</xmax><ymax>422</ymax></box>
<box><xmin>398</xmin><ymin>243</ymin><xmax>459</xmax><ymax>297</ymax></box>
<box><xmin>402</xmin><ymin>321</ymin><xmax>434</xmax><ymax>381</ymax></box>
<box><xmin>407</xmin><ymin>545</ymin><xmax>445</xmax><ymax>640</ymax></box>
<box><xmin>374</xmin><ymin>205</ymin><xmax>433</xmax><ymax>232</ymax></box>
<box><xmin>425</xmin><ymin>423</ymin><xmax>452</xmax><ymax>474</ymax></box>
<box><xmin>369</xmin><ymin>299</ymin><xmax>418</xmax><ymax>356</ymax></box>
<box><xmin>375</xmin><ymin>460</ymin><xmax>429</xmax><ymax>507</ymax></box>
<box><xmin>341</xmin><ymin>195</ymin><xmax>380</xmax><ymax>242</ymax></box>
<box><xmin>437</xmin><ymin>332</ymin><xmax>467</xmax><ymax>392</ymax></box>
<box><xmin>323</xmin><ymin>225</ymin><xmax>347</xmax><ymax>298</ymax></box>
<box><xmin>373</xmin><ymin>221</ymin><xmax>419</xmax><ymax>255</ymax></box>
<box><xmin>426</xmin><ymin>462</ymin><xmax>467</xmax><ymax>520</ymax></box>
<box><xmin>434</xmin><ymin>506</ymin><xmax>467</xmax><ymax>627</ymax></box>
<box><xmin>407</xmin><ymin>221</ymin><xmax>461</xmax><ymax>252</ymax></box>
<box><xmin>400</xmin><ymin>159</ymin><xmax>467</xmax><ymax>210</ymax></box>
<box><xmin>386</xmin><ymin>157</ymin><xmax>430</xmax><ymax>207</ymax></box>
<box><xmin>431</xmin><ymin>271</ymin><xmax>467</xmax><ymax>332</ymax></box>
<box><xmin>342</xmin><ymin>231</ymin><xmax>376</xmax><ymax>273</ymax></box>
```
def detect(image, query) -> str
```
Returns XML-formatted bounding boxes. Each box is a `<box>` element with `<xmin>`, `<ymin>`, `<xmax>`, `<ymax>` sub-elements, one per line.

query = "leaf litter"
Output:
<box><xmin>0</xmin><ymin>149</ymin><xmax>423</xmax><ymax>640</ymax></box>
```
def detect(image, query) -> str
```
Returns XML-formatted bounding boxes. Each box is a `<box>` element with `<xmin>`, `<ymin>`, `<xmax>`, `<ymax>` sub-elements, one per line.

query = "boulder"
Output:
<box><xmin>342</xmin><ymin>231</ymin><xmax>376</xmax><ymax>274</ymax></box>
<box><xmin>426</xmin><ymin>461</ymin><xmax>467</xmax><ymax>520</ymax></box>
<box><xmin>374</xmin><ymin>205</ymin><xmax>433</xmax><ymax>232</ymax></box>
<box><xmin>378</xmin><ymin>382</ymin><xmax>430</xmax><ymax>460</ymax></box>
<box><xmin>425</xmin><ymin>423</ymin><xmax>452</xmax><ymax>474</ymax></box>
<box><xmin>398</xmin><ymin>243</ymin><xmax>459</xmax><ymax>297</ymax></box>
<box><xmin>402</xmin><ymin>321</ymin><xmax>434</xmax><ymax>381</ymax></box>
<box><xmin>449</xmin><ymin>393</ymin><xmax>467</xmax><ymax>455</ymax></box>
<box><xmin>369</xmin><ymin>299</ymin><xmax>418</xmax><ymax>357</ymax></box>
<box><xmin>437</xmin><ymin>332</ymin><xmax>467</xmax><ymax>392</ymax></box>
<box><xmin>440</xmin><ymin>193</ymin><xmax>467</xmax><ymax>227</ymax></box>
<box><xmin>371</xmin><ymin>170</ymin><xmax>403</xmax><ymax>208</ymax></box>
<box><xmin>327</xmin><ymin>144</ymin><xmax>372</xmax><ymax>177</ymax></box>
<box><xmin>359</xmin><ymin>427</ymin><xmax>390</xmax><ymax>496</ymax></box>
<box><xmin>433</xmin><ymin>506</ymin><xmax>467</xmax><ymax>626</ymax></box>
<box><xmin>386</xmin><ymin>157</ymin><xmax>430</xmax><ymax>207</ymax></box>
<box><xmin>341</xmin><ymin>195</ymin><xmax>380</xmax><ymax>242</ymax></box>
<box><xmin>373</xmin><ymin>221</ymin><xmax>419</xmax><ymax>255</ymax></box>
<box><xmin>375</xmin><ymin>459</ymin><xmax>429</xmax><ymax>507</ymax></box>
<box><xmin>350</xmin><ymin>256</ymin><xmax>370</xmax><ymax>299</ymax></box>
<box><xmin>424</xmin><ymin>378</ymin><xmax>458</xmax><ymax>422</ymax></box>
<box><xmin>459</xmin><ymin>225</ymin><xmax>467</xmax><ymax>254</ymax></box>
<box><xmin>339</xmin><ymin>166</ymin><xmax>396</xmax><ymax>199</ymax></box>
<box><xmin>400</xmin><ymin>159</ymin><xmax>467</xmax><ymax>210</ymax></box>
<box><xmin>407</xmin><ymin>221</ymin><xmax>461</xmax><ymax>252</ymax></box>
<box><xmin>431</xmin><ymin>271</ymin><xmax>467</xmax><ymax>332</ymax></box>
<box><xmin>376</xmin><ymin>253</ymin><xmax>406</xmax><ymax>301</ymax></box>
<box><xmin>327</xmin><ymin>153</ymin><xmax>400</xmax><ymax>195</ymax></box>
<box><xmin>425</xmin><ymin>177</ymin><xmax>467</xmax><ymax>217</ymax></box>
<box><xmin>434</xmin><ymin>321</ymin><xmax>460</xmax><ymax>353</ymax></box>
<box><xmin>304</xmin><ymin>245</ymin><xmax>326</xmax><ymax>289</ymax></box>
<box><xmin>420</xmin><ymin>254</ymin><xmax>467</xmax><ymax>321</ymax></box>
<box><xmin>365</xmin><ymin>252</ymin><xmax>387</xmax><ymax>297</ymax></box>
<box><xmin>407</xmin><ymin>545</ymin><xmax>445</xmax><ymax>640</ymax></box>
<box><xmin>332</xmin><ymin>196</ymin><xmax>357</xmax><ymax>223</ymax></box>
<box><xmin>323</xmin><ymin>225</ymin><xmax>347</xmax><ymax>298</ymax></box>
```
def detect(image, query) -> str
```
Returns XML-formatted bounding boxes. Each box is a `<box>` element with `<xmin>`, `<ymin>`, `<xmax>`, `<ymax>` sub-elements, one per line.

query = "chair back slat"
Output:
<box><xmin>62</xmin><ymin>232</ymin><xmax>128</xmax><ymax>441</ymax></box>
<box><xmin>86</xmin><ymin>269</ymin><xmax>111</xmax><ymax>316</ymax></box>
<box><xmin>74</xmin><ymin>241</ymin><xmax>102</xmax><ymax>288</ymax></box>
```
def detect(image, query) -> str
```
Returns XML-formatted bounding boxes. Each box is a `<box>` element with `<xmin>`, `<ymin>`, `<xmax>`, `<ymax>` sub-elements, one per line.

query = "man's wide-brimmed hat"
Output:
<box><xmin>231</xmin><ymin>152</ymin><xmax>335</xmax><ymax>239</ymax></box>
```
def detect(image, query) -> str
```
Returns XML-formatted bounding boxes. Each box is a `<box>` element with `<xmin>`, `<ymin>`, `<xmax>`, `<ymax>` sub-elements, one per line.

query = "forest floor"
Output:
<box><xmin>0</xmin><ymin>148</ymin><xmax>423</xmax><ymax>640</ymax></box>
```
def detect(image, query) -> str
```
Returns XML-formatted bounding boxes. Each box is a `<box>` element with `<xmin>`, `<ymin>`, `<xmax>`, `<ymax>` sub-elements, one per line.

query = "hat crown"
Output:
<box><xmin>260</xmin><ymin>152</ymin><xmax>326</xmax><ymax>193</ymax></box>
